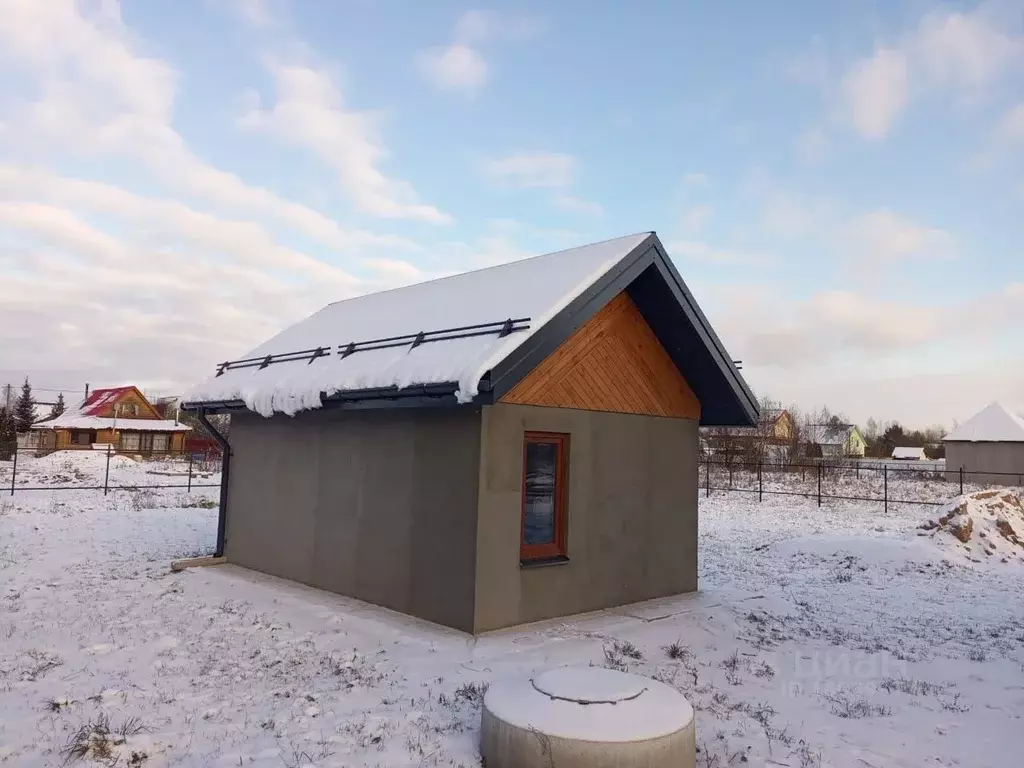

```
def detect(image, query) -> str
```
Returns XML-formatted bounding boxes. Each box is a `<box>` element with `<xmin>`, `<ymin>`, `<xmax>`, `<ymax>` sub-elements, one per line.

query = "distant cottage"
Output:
<box><xmin>182</xmin><ymin>233</ymin><xmax>758</xmax><ymax>633</ymax></box>
<box><xmin>31</xmin><ymin>386</ymin><xmax>189</xmax><ymax>455</ymax></box>
<box><xmin>806</xmin><ymin>424</ymin><xmax>866</xmax><ymax>458</ymax></box>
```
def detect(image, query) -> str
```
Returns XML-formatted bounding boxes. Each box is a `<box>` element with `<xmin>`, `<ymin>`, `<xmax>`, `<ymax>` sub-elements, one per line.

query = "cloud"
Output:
<box><xmin>711</xmin><ymin>286</ymin><xmax>942</xmax><ymax>369</ymax></box>
<box><xmin>759</xmin><ymin>191</ymin><xmax>822</xmax><ymax>239</ymax></box>
<box><xmin>995</xmin><ymin>102</ymin><xmax>1024</xmax><ymax>142</ymax></box>
<box><xmin>840</xmin><ymin>48</ymin><xmax>909</xmax><ymax>140</ymax></box>
<box><xmin>0</xmin><ymin>171</ymin><xmax>440</xmax><ymax>398</ymax></box>
<box><xmin>845</xmin><ymin>210</ymin><xmax>956</xmax><ymax>265</ymax></box>
<box><xmin>744</xmin><ymin>175</ymin><xmax>953</xmax><ymax>273</ymax></box>
<box><xmin>417</xmin><ymin>10</ymin><xmax>542</xmax><ymax>94</ymax></box>
<box><xmin>711</xmin><ymin>279</ymin><xmax>1024</xmax><ymax>428</ymax></box>
<box><xmin>911</xmin><ymin>8</ymin><xmax>1022</xmax><ymax>91</ymax></box>
<box><xmin>214</xmin><ymin>0</ymin><xmax>278</xmax><ymax>27</ymax></box>
<box><xmin>710</xmin><ymin>277</ymin><xmax>1022</xmax><ymax>381</ymax></box>
<box><xmin>0</xmin><ymin>166</ymin><xmax>371</xmax><ymax>288</ymax></box>
<box><xmin>0</xmin><ymin>0</ymin><xmax>415</xmax><ymax>249</ymax></box>
<box><xmin>552</xmin><ymin>193</ymin><xmax>603</xmax><ymax>217</ymax></box>
<box><xmin>0</xmin><ymin>202</ymin><xmax>127</xmax><ymax>263</ymax></box>
<box><xmin>484</xmin><ymin>152</ymin><xmax>601</xmax><ymax>216</ymax></box>
<box><xmin>680</xmin><ymin>172</ymin><xmax>710</xmax><ymax>188</ymax></box>
<box><xmin>666</xmin><ymin>240</ymin><xmax>774</xmax><ymax>267</ymax></box>
<box><xmin>819</xmin><ymin>5</ymin><xmax>1024</xmax><ymax>140</ymax></box>
<box><xmin>679</xmin><ymin>204</ymin><xmax>713</xmax><ymax>234</ymax></box>
<box><xmin>0</xmin><ymin>210</ymin><xmax>351</xmax><ymax>396</ymax></box>
<box><xmin>795</xmin><ymin>125</ymin><xmax>829</xmax><ymax>164</ymax></box>
<box><xmin>242</xmin><ymin>62</ymin><xmax>451</xmax><ymax>223</ymax></box>
<box><xmin>417</xmin><ymin>44</ymin><xmax>488</xmax><ymax>93</ymax></box>
<box><xmin>485</xmin><ymin>153</ymin><xmax>576</xmax><ymax>188</ymax></box>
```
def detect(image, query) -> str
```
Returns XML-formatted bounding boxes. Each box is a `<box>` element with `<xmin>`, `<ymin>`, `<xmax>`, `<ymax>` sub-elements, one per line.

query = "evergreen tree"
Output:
<box><xmin>0</xmin><ymin>407</ymin><xmax>16</xmax><ymax>461</ymax></box>
<box><xmin>13</xmin><ymin>378</ymin><xmax>36</xmax><ymax>433</ymax></box>
<box><xmin>49</xmin><ymin>392</ymin><xmax>66</xmax><ymax>419</ymax></box>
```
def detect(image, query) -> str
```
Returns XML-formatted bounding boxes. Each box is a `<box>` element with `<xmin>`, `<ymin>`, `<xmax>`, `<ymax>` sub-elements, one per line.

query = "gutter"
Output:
<box><xmin>196</xmin><ymin>409</ymin><xmax>230</xmax><ymax>558</ymax></box>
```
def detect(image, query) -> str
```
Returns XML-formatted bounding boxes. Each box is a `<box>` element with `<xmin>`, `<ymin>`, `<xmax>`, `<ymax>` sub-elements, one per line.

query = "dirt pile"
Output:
<box><xmin>918</xmin><ymin>490</ymin><xmax>1024</xmax><ymax>564</ymax></box>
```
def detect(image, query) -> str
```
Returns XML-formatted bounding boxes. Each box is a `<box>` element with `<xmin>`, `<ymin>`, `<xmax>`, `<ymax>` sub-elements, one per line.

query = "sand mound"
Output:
<box><xmin>918</xmin><ymin>490</ymin><xmax>1024</xmax><ymax>564</ymax></box>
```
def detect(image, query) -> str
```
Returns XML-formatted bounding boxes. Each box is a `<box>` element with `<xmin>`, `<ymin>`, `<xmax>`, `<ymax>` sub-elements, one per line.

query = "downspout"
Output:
<box><xmin>196</xmin><ymin>408</ymin><xmax>230</xmax><ymax>558</ymax></box>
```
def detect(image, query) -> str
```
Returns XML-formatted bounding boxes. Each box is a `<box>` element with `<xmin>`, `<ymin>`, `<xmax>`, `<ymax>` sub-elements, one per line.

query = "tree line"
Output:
<box><xmin>0</xmin><ymin>379</ymin><xmax>66</xmax><ymax>460</ymax></box>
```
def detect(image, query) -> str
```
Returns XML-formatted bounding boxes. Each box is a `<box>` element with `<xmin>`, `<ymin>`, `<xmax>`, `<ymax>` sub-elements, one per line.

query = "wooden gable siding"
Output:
<box><xmin>500</xmin><ymin>292</ymin><xmax>700</xmax><ymax>419</ymax></box>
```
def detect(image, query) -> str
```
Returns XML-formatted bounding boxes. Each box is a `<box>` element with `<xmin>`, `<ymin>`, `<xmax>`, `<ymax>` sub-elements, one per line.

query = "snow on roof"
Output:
<box><xmin>81</xmin><ymin>386</ymin><xmax>135</xmax><ymax>416</ymax></box>
<box><xmin>892</xmin><ymin>446</ymin><xmax>925</xmax><ymax>460</ymax></box>
<box><xmin>31</xmin><ymin>416</ymin><xmax>189</xmax><ymax>432</ymax></box>
<box><xmin>184</xmin><ymin>233</ymin><xmax>655</xmax><ymax>417</ymax></box>
<box><xmin>943</xmin><ymin>402</ymin><xmax>1024</xmax><ymax>443</ymax></box>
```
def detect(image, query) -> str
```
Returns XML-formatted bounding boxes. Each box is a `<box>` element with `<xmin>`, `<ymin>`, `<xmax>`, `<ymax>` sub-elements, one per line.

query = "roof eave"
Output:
<box><xmin>180</xmin><ymin>381</ymin><xmax>485</xmax><ymax>416</ymax></box>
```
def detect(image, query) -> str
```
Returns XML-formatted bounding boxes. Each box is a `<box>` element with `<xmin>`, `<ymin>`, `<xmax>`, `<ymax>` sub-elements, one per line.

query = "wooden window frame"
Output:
<box><xmin>520</xmin><ymin>431</ymin><xmax>570</xmax><ymax>562</ymax></box>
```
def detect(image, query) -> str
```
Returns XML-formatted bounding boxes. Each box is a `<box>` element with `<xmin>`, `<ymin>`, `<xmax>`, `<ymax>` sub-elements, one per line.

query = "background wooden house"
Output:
<box><xmin>702</xmin><ymin>408</ymin><xmax>798</xmax><ymax>464</ymax></box>
<box><xmin>31</xmin><ymin>386</ymin><xmax>190</xmax><ymax>454</ymax></box>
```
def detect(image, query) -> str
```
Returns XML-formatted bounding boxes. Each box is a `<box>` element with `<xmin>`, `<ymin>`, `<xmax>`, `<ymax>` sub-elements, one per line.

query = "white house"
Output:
<box><xmin>943</xmin><ymin>402</ymin><xmax>1024</xmax><ymax>487</ymax></box>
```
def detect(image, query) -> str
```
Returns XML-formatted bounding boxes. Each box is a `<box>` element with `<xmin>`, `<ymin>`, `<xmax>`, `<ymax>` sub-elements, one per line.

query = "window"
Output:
<box><xmin>120</xmin><ymin>432</ymin><xmax>141</xmax><ymax>451</ymax></box>
<box><xmin>521</xmin><ymin>432</ymin><xmax>569</xmax><ymax>562</ymax></box>
<box><xmin>152</xmin><ymin>433</ymin><xmax>169</xmax><ymax>453</ymax></box>
<box><xmin>73</xmin><ymin>431</ymin><xmax>92</xmax><ymax>446</ymax></box>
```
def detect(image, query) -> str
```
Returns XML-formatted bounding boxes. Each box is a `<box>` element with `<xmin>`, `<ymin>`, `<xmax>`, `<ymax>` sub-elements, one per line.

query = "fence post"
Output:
<box><xmin>758</xmin><ymin>461</ymin><xmax>763</xmax><ymax>503</ymax></box>
<box><xmin>728</xmin><ymin>463</ymin><xmax>733</xmax><ymax>489</ymax></box>
<box><xmin>187</xmin><ymin>451</ymin><xmax>194</xmax><ymax>493</ymax></box>
<box><xmin>705</xmin><ymin>459</ymin><xmax>710</xmax><ymax>498</ymax></box>
<box><xmin>10</xmin><ymin>448</ymin><xmax>16</xmax><ymax>496</ymax></box>
<box><xmin>959</xmin><ymin>466</ymin><xmax>963</xmax><ymax>495</ymax></box>
<box><xmin>103</xmin><ymin>446</ymin><xmax>111</xmax><ymax>496</ymax></box>
<box><xmin>817</xmin><ymin>462</ymin><xmax>822</xmax><ymax>507</ymax></box>
<box><xmin>884</xmin><ymin>465</ymin><xmax>888</xmax><ymax>515</ymax></box>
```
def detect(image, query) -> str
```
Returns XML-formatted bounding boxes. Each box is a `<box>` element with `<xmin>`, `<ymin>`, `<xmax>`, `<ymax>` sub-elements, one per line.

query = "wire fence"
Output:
<box><xmin>1</xmin><ymin>446</ymin><xmax>224</xmax><ymax>495</ymax></box>
<box><xmin>698</xmin><ymin>457</ymin><xmax>1024</xmax><ymax>511</ymax></box>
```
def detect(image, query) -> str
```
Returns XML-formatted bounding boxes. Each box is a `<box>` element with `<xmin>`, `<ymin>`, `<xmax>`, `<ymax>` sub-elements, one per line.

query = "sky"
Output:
<box><xmin>0</xmin><ymin>0</ymin><xmax>1021</xmax><ymax>430</ymax></box>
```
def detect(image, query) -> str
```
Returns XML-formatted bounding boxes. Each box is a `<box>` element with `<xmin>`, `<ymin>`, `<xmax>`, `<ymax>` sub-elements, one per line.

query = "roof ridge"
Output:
<box><xmin>944</xmin><ymin>400</ymin><xmax>1024</xmax><ymax>442</ymax></box>
<box><xmin>324</xmin><ymin>232</ymin><xmax>654</xmax><ymax>309</ymax></box>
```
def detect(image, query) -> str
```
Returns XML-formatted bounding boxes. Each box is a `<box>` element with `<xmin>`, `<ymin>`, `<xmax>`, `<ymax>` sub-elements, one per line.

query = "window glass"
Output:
<box><xmin>523</xmin><ymin>441</ymin><xmax>557</xmax><ymax>545</ymax></box>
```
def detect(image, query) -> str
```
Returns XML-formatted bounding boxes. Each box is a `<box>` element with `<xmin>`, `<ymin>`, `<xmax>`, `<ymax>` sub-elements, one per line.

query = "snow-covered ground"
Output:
<box><xmin>1</xmin><ymin>453</ymin><xmax>1022</xmax><ymax>767</ymax></box>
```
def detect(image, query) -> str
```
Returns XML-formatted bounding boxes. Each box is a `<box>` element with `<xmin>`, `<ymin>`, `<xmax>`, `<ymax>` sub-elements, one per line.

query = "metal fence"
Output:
<box><xmin>698</xmin><ymin>457</ymin><xmax>1024</xmax><ymax>511</ymax></box>
<box><xmin>1</xmin><ymin>446</ymin><xmax>223</xmax><ymax>495</ymax></box>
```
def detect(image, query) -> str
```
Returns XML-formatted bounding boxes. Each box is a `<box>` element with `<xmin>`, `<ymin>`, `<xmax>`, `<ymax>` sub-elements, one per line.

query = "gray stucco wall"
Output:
<box><xmin>225</xmin><ymin>407</ymin><xmax>482</xmax><ymax>632</ymax></box>
<box><xmin>945</xmin><ymin>442</ymin><xmax>1024</xmax><ymax>487</ymax></box>
<box><xmin>473</xmin><ymin>403</ymin><xmax>698</xmax><ymax>633</ymax></box>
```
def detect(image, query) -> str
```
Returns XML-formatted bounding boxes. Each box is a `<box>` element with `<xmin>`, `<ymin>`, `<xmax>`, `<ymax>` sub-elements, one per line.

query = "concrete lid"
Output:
<box><xmin>483</xmin><ymin>666</ymin><xmax>694</xmax><ymax>743</ymax></box>
<box><xmin>532</xmin><ymin>666</ymin><xmax>648</xmax><ymax>704</ymax></box>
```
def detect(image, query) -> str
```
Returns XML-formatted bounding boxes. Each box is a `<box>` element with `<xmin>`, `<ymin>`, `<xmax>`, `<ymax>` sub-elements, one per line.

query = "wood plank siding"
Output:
<box><xmin>500</xmin><ymin>292</ymin><xmax>700</xmax><ymax>419</ymax></box>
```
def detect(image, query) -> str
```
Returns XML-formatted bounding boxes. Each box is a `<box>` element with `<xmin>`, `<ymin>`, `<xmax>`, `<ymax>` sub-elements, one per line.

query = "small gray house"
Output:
<box><xmin>182</xmin><ymin>232</ymin><xmax>757</xmax><ymax>633</ymax></box>
<box><xmin>944</xmin><ymin>402</ymin><xmax>1024</xmax><ymax>487</ymax></box>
